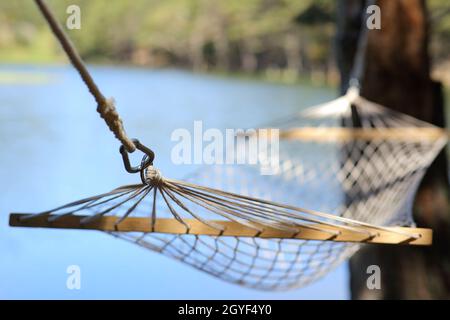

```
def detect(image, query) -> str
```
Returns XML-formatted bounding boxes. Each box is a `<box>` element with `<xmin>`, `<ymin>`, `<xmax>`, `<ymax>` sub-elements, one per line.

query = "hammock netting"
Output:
<box><xmin>267</xmin><ymin>88</ymin><xmax>448</xmax><ymax>226</ymax></box>
<box><xmin>13</xmin><ymin>89</ymin><xmax>445</xmax><ymax>290</ymax></box>
<box><xmin>109</xmin><ymin>89</ymin><xmax>446</xmax><ymax>290</ymax></box>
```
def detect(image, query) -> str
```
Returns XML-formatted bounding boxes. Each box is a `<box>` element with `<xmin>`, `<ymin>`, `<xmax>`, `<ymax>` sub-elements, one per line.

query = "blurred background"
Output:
<box><xmin>0</xmin><ymin>0</ymin><xmax>449</xmax><ymax>299</ymax></box>
<box><xmin>1</xmin><ymin>0</ymin><xmax>449</xmax><ymax>86</ymax></box>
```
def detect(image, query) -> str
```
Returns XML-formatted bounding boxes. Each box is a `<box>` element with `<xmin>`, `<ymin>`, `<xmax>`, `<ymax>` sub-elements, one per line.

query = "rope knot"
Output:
<box><xmin>97</xmin><ymin>97</ymin><xmax>136</xmax><ymax>153</ymax></box>
<box><xmin>145</xmin><ymin>166</ymin><xmax>163</xmax><ymax>186</ymax></box>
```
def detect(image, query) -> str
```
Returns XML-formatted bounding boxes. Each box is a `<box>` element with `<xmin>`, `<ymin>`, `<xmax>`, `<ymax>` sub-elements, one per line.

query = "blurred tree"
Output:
<box><xmin>337</xmin><ymin>0</ymin><xmax>450</xmax><ymax>299</ymax></box>
<box><xmin>0</xmin><ymin>1</ymin><xmax>448</xmax><ymax>83</ymax></box>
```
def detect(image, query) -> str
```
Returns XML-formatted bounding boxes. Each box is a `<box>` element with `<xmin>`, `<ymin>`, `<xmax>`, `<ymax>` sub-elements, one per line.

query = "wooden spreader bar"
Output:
<box><xmin>9</xmin><ymin>214</ymin><xmax>432</xmax><ymax>246</ymax></box>
<box><xmin>243</xmin><ymin>127</ymin><xmax>449</xmax><ymax>142</ymax></box>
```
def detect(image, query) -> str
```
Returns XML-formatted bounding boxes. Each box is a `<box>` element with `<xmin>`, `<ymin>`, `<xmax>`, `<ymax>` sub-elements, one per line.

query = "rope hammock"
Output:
<box><xmin>93</xmin><ymin>87</ymin><xmax>445</xmax><ymax>290</ymax></box>
<box><xmin>8</xmin><ymin>0</ymin><xmax>447</xmax><ymax>290</ymax></box>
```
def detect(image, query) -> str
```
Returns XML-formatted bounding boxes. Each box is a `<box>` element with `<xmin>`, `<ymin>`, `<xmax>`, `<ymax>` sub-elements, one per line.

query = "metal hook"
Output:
<box><xmin>119</xmin><ymin>139</ymin><xmax>155</xmax><ymax>173</ymax></box>
<box><xmin>140</xmin><ymin>154</ymin><xmax>151</xmax><ymax>184</ymax></box>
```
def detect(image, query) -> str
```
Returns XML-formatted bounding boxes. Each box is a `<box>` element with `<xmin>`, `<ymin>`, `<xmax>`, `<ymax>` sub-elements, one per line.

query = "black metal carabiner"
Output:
<box><xmin>119</xmin><ymin>139</ymin><xmax>155</xmax><ymax>174</ymax></box>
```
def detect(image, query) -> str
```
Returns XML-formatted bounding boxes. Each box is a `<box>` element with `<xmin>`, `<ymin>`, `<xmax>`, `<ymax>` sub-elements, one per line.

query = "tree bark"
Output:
<box><xmin>336</xmin><ymin>0</ymin><xmax>450</xmax><ymax>299</ymax></box>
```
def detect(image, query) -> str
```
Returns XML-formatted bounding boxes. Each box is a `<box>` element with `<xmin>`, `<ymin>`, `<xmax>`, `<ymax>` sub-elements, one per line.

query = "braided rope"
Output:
<box><xmin>34</xmin><ymin>0</ymin><xmax>136</xmax><ymax>152</ymax></box>
<box><xmin>348</xmin><ymin>0</ymin><xmax>377</xmax><ymax>91</ymax></box>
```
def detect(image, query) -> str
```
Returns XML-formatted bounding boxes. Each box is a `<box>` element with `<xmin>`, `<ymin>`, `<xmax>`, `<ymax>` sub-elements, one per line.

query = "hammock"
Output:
<box><xmin>254</xmin><ymin>87</ymin><xmax>448</xmax><ymax>227</ymax></box>
<box><xmin>8</xmin><ymin>0</ymin><xmax>446</xmax><ymax>291</ymax></box>
<box><xmin>85</xmin><ymin>87</ymin><xmax>445</xmax><ymax>290</ymax></box>
<box><xmin>9</xmin><ymin>162</ymin><xmax>433</xmax><ymax>290</ymax></box>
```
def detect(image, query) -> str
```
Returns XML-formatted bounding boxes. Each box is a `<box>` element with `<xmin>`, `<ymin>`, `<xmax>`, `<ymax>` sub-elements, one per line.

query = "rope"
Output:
<box><xmin>34</xmin><ymin>0</ymin><xmax>136</xmax><ymax>152</ymax></box>
<box><xmin>348</xmin><ymin>0</ymin><xmax>377</xmax><ymax>91</ymax></box>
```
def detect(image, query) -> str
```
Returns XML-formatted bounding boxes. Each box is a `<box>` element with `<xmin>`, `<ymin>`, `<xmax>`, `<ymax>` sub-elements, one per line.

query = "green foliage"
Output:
<box><xmin>0</xmin><ymin>0</ymin><xmax>447</xmax><ymax>82</ymax></box>
<box><xmin>294</xmin><ymin>1</ymin><xmax>334</xmax><ymax>26</ymax></box>
<box><xmin>428</xmin><ymin>0</ymin><xmax>450</xmax><ymax>62</ymax></box>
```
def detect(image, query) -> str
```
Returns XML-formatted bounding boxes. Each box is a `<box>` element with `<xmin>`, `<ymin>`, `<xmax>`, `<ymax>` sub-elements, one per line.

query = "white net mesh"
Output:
<box><xmin>270</xmin><ymin>89</ymin><xmax>447</xmax><ymax>226</ymax></box>
<box><xmin>108</xmin><ymin>89</ymin><xmax>446</xmax><ymax>290</ymax></box>
<box><xmin>110</xmin><ymin>167</ymin><xmax>362</xmax><ymax>290</ymax></box>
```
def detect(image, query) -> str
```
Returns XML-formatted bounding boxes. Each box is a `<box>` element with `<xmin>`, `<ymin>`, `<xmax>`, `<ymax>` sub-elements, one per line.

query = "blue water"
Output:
<box><xmin>0</xmin><ymin>65</ymin><xmax>348</xmax><ymax>299</ymax></box>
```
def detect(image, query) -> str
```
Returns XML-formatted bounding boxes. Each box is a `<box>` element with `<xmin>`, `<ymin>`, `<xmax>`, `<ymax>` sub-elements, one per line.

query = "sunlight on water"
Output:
<box><xmin>0</xmin><ymin>71</ymin><xmax>57</xmax><ymax>85</ymax></box>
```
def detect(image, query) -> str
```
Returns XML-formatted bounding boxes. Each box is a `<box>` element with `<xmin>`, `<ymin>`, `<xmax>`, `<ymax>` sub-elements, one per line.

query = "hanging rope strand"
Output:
<box><xmin>34</xmin><ymin>0</ymin><xmax>136</xmax><ymax>152</ymax></box>
<box><xmin>348</xmin><ymin>0</ymin><xmax>376</xmax><ymax>91</ymax></box>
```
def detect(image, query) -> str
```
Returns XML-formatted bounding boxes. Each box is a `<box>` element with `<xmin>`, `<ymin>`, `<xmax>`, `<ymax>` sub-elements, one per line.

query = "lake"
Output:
<box><xmin>0</xmin><ymin>64</ymin><xmax>349</xmax><ymax>299</ymax></box>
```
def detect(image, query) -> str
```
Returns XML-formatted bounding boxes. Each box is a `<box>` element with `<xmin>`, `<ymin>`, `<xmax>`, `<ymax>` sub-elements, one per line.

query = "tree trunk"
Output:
<box><xmin>336</xmin><ymin>0</ymin><xmax>450</xmax><ymax>299</ymax></box>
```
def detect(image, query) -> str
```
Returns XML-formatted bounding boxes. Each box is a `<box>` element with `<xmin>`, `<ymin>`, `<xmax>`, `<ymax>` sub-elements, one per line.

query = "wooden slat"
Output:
<box><xmin>9</xmin><ymin>213</ymin><xmax>432</xmax><ymax>246</ymax></box>
<box><xmin>239</xmin><ymin>127</ymin><xmax>449</xmax><ymax>142</ymax></box>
